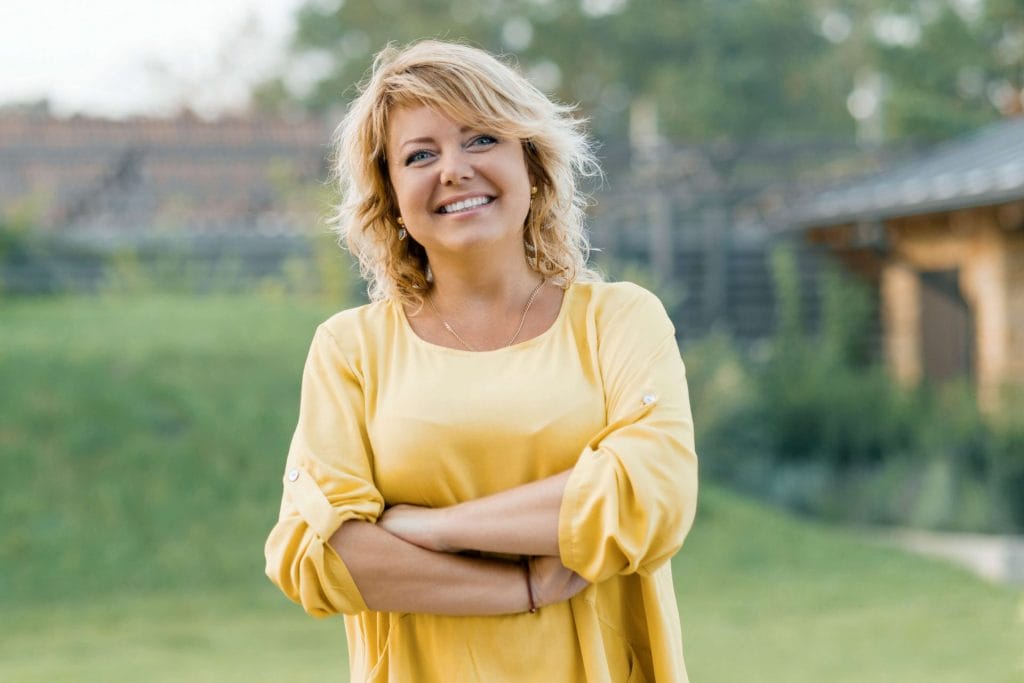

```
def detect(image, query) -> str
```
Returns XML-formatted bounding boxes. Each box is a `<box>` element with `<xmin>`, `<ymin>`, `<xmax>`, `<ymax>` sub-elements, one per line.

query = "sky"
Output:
<box><xmin>0</xmin><ymin>0</ymin><xmax>311</xmax><ymax>119</ymax></box>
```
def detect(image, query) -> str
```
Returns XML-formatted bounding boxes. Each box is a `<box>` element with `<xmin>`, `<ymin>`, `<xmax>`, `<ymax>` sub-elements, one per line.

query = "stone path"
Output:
<box><xmin>872</xmin><ymin>528</ymin><xmax>1024</xmax><ymax>586</ymax></box>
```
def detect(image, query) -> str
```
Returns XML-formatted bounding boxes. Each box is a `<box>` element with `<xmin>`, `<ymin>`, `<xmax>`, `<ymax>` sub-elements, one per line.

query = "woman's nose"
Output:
<box><xmin>439</xmin><ymin>150</ymin><xmax>475</xmax><ymax>186</ymax></box>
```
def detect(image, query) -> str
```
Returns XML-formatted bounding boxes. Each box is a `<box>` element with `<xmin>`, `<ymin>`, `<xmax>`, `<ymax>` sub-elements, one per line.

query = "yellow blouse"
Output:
<box><xmin>265</xmin><ymin>281</ymin><xmax>698</xmax><ymax>682</ymax></box>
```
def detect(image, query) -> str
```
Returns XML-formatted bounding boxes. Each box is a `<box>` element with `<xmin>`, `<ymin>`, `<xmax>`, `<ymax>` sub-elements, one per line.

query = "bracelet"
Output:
<box><xmin>522</xmin><ymin>557</ymin><xmax>537</xmax><ymax>614</ymax></box>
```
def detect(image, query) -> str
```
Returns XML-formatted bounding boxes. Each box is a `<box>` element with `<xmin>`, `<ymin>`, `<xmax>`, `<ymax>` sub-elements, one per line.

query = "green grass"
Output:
<box><xmin>0</xmin><ymin>589</ymin><xmax>347</xmax><ymax>682</ymax></box>
<box><xmin>1</xmin><ymin>294</ymin><xmax>1021</xmax><ymax>681</ymax></box>
<box><xmin>677</xmin><ymin>488</ymin><xmax>1023</xmax><ymax>682</ymax></box>
<box><xmin>0</xmin><ymin>293</ymin><xmax>337</xmax><ymax>602</ymax></box>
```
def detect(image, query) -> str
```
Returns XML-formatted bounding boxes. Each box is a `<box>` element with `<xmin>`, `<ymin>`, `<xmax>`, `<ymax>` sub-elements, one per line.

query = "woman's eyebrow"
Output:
<box><xmin>398</xmin><ymin>127</ymin><xmax>476</xmax><ymax>151</ymax></box>
<box><xmin>400</xmin><ymin>136</ymin><xmax>435</xmax><ymax>150</ymax></box>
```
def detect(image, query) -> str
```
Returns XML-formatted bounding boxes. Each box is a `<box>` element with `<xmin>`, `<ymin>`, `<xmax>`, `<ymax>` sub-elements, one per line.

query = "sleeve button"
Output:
<box><xmin>642</xmin><ymin>393</ymin><xmax>657</xmax><ymax>406</ymax></box>
<box><xmin>287</xmin><ymin>469</ymin><xmax>300</xmax><ymax>482</ymax></box>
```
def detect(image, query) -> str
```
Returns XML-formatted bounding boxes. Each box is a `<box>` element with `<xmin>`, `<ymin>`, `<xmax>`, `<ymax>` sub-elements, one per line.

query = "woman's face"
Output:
<box><xmin>385</xmin><ymin>104</ymin><xmax>533</xmax><ymax>260</ymax></box>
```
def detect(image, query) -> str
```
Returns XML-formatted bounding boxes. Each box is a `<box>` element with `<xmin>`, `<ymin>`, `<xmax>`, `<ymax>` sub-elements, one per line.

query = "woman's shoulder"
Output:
<box><xmin>321</xmin><ymin>298</ymin><xmax>392</xmax><ymax>330</ymax></box>
<box><xmin>314</xmin><ymin>299</ymin><xmax>398</xmax><ymax>359</ymax></box>
<box><xmin>571</xmin><ymin>280</ymin><xmax>668</xmax><ymax>318</ymax></box>
<box><xmin>566</xmin><ymin>280</ymin><xmax>676</xmax><ymax>346</ymax></box>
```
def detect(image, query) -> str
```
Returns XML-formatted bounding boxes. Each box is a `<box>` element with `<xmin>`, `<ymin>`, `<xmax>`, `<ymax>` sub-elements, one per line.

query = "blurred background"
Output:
<box><xmin>1</xmin><ymin>0</ymin><xmax>1022</xmax><ymax>680</ymax></box>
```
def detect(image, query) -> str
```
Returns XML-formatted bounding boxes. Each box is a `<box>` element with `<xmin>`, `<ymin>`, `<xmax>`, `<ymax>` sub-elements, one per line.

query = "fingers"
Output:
<box><xmin>529</xmin><ymin>556</ymin><xmax>589</xmax><ymax>607</ymax></box>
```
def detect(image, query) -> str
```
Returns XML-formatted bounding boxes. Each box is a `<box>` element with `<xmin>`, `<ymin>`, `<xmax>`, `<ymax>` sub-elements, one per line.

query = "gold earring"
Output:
<box><xmin>530</xmin><ymin>186</ymin><xmax>538</xmax><ymax>196</ymax></box>
<box><xmin>397</xmin><ymin>216</ymin><xmax>404</xmax><ymax>225</ymax></box>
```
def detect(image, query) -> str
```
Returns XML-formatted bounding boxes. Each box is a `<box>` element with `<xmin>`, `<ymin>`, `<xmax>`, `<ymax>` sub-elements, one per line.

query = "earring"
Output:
<box><xmin>397</xmin><ymin>216</ymin><xmax>407</xmax><ymax>240</ymax></box>
<box><xmin>530</xmin><ymin>186</ymin><xmax>538</xmax><ymax>198</ymax></box>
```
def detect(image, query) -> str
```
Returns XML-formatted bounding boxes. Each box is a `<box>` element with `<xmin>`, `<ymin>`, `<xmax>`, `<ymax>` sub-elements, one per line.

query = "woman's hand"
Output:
<box><xmin>378</xmin><ymin>504</ymin><xmax>454</xmax><ymax>552</ymax></box>
<box><xmin>528</xmin><ymin>556</ymin><xmax>589</xmax><ymax>608</ymax></box>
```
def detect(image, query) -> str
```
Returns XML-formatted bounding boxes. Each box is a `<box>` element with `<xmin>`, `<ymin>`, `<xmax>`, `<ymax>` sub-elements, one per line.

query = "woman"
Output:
<box><xmin>265</xmin><ymin>40</ymin><xmax>698</xmax><ymax>682</ymax></box>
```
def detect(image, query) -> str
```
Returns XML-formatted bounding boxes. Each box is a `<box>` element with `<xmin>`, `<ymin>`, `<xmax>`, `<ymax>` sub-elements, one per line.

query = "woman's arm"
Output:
<box><xmin>267</xmin><ymin>326</ymin><xmax>588</xmax><ymax>617</ymax></box>
<box><xmin>379</xmin><ymin>470</ymin><xmax>571</xmax><ymax>557</ymax></box>
<box><xmin>330</xmin><ymin>519</ymin><xmax>585</xmax><ymax>615</ymax></box>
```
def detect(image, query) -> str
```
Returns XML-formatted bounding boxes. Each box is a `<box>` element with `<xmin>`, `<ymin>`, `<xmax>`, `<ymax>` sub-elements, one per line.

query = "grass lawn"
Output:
<box><xmin>677</xmin><ymin>488</ymin><xmax>1023</xmax><ymax>682</ymax></box>
<box><xmin>0</xmin><ymin>589</ymin><xmax>347</xmax><ymax>683</ymax></box>
<box><xmin>1</xmin><ymin>294</ymin><xmax>1021</xmax><ymax>681</ymax></box>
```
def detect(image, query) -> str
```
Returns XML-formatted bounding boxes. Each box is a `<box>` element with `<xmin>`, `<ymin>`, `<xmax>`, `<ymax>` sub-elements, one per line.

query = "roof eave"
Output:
<box><xmin>790</xmin><ymin>185</ymin><xmax>1024</xmax><ymax>230</ymax></box>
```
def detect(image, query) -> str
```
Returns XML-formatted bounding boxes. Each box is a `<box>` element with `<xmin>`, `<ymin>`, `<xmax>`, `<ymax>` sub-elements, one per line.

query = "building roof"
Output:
<box><xmin>0</xmin><ymin>113</ymin><xmax>332</xmax><ymax>237</ymax></box>
<box><xmin>793</xmin><ymin>117</ymin><xmax>1024</xmax><ymax>227</ymax></box>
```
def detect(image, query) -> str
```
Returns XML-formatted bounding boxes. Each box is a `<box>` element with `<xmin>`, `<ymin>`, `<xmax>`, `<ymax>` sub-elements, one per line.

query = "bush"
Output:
<box><xmin>0</xmin><ymin>222</ymin><xmax>359</xmax><ymax>302</ymax></box>
<box><xmin>686</xmin><ymin>245</ymin><xmax>1024</xmax><ymax>533</ymax></box>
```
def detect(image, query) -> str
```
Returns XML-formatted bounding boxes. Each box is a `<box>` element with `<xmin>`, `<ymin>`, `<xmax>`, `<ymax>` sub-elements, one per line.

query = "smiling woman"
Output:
<box><xmin>385</xmin><ymin>105</ymin><xmax>534</xmax><ymax>264</ymax></box>
<box><xmin>264</xmin><ymin>40</ymin><xmax>699</xmax><ymax>682</ymax></box>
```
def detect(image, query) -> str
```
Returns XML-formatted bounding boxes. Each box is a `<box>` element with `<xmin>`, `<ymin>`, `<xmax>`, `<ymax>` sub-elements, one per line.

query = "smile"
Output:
<box><xmin>437</xmin><ymin>196</ymin><xmax>494</xmax><ymax>214</ymax></box>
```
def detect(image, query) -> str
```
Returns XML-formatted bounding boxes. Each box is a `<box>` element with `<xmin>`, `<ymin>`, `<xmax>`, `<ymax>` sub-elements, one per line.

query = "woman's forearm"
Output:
<box><xmin>382</xmin><ymin>470</ymin><xmax>571</xmax><ymax>558</ymax></box>
<box><xmin>329</xmin><ymin>520</ymin><xmax>530</xmax><ymax>616</ymax></box>
<box><xmin>441</xmin><ymin>470</ymin><xmax>570</xmax><ymax>556</ymax></box>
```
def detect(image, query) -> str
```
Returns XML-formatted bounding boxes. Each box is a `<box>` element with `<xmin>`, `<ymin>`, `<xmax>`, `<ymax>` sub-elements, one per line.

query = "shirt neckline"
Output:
<box><xmin>393</xmin><ymin>282</ymin><xmax>576</xmax><ymax>356</ymax></box>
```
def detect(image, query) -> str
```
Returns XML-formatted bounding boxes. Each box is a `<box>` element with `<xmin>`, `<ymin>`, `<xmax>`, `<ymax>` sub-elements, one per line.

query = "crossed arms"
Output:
<box><xmin>329</xmin><ymin>470</ymin><xmax>585</xmax><ymax>616</ymax></box>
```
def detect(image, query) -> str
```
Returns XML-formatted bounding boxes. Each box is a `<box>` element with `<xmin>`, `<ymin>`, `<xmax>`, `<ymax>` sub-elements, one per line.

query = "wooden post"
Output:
<box><xmin>647</xmin><ymin>192</ymin><xmax>673</xmax><ymax>284</ymax></box>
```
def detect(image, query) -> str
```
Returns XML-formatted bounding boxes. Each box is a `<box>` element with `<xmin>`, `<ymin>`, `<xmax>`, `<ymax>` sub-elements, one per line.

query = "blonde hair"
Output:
<box><xmin>330</xmin><ymin>39</ymin><xmax>602</xmax><ymax>306</ymax></box>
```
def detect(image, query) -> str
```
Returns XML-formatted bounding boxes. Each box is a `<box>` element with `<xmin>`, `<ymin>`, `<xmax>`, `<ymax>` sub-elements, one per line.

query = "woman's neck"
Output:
<box><xmin>428</xmin><ymin>251</ymin><xmax>541</xmax><ymax>313</ymax></box>
<box><xmin>404</xmin><ymin>247</ymin><xmax>561</xmax><ymax>352</ymax></box>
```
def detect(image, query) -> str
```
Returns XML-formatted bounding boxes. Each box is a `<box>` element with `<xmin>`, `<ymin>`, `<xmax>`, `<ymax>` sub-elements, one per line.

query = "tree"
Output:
<box><xmin>255</xmin><ymin>0</ymin><xmax>1017</xmax><ymax>145</ymax></box>
<box><xmin>256</xmin><ymin>0</ymin><xmax>853</xmax><ymax>143</ymax></box>
<box><xmin>814</xmin><ymin>0</ymin><xmax>1020</xmax><ymax>142</ymax></box>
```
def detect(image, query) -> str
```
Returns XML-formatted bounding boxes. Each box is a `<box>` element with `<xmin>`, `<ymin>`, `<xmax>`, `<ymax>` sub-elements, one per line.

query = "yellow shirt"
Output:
<box><xmin>265</xmin><ymin>281</ymin><xmax>698</xmax><ymax>682</ymax></box>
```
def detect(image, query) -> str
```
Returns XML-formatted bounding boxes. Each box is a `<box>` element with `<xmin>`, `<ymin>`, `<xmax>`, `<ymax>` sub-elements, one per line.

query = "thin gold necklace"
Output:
<box><xmin>427</xmin><ymin>278</ymin><xmax>546</xmax><ymax>352</ymax></box>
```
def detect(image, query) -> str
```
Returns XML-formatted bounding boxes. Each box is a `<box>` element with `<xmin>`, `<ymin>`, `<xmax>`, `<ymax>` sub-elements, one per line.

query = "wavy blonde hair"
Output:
<box><xmin>330</xmin><ymin>39</ymin><xmax>602</xmax><ymax>306</ymax></box>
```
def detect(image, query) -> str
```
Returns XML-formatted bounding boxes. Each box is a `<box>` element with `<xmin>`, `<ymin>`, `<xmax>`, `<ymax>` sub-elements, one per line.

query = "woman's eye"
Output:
<box><xmin>470</xmin><ymin>135</ymin><xmax>498</xmax><ymax>148</ymax></box>
<box><xmin>405</xmin><ymin>150</ymin><xmax>433</xmax><ymax>165</ymax></box>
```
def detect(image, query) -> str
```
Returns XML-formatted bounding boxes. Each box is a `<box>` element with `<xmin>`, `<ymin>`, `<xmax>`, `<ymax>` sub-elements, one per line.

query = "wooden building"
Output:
<box><xmin>0</xmin><ymin>111</ymin><xmax>330</xmax><ymax>237</ymax></box>
<box><xmin>794</xmin><ymin>118</ymin><xmax>1024</xmax><ymax>410</ymax></box>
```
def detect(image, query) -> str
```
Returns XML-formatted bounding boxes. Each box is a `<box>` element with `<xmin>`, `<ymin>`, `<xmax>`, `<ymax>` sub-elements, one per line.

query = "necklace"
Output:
<box><xmin>427</xmin><ymin>278</ymin><xmax>546</xmax><ymax>352</ymax></box>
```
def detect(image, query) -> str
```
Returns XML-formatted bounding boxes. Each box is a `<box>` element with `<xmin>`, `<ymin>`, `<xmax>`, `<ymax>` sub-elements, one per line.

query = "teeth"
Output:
<box><xmin>440</xmin><ymin>196</ymin><xmax>491</xmax><ymax>214</ymax></box>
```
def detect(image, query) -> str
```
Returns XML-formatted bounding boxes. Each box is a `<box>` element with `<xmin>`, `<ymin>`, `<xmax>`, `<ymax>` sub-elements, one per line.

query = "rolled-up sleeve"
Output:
<box><xmin>264</xmin><ymin>324</ymin><xmax>384</xmax><ymax>617</ymax></box>
<box><xmin>558</xmin><ymin>288</ymin><xmax>698</xmax><ymax>584</ymax></box>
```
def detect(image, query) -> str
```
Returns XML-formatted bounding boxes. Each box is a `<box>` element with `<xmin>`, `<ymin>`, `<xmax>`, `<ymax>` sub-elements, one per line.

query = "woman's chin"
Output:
<box><xmin>429</xmin><ymin>228</ymin><xmax>523</xmax><ymax>258</ymax></box>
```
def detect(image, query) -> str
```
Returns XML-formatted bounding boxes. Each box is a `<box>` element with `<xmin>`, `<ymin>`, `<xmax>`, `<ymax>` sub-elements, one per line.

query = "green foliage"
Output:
<box><xmin>768</xmin><ymin>244</ymin><xmax>804</xmax><ymax>346</ymax></box>
<box><xmin>99</xmin><ymin>244</ymin><xmax>325</xmax><ymax>299</ymax></box>
<box><xmin>820</xmin><ymin>266</ymin><xmax>875</xmax><ymax>366</ymax></box>
<box><xmin>0</xmin><ymin>215</ymin><xmax>32</xmax><ymax>264</ymax></box>
<box><xmin>271</xmin><ymin>0</ymin><xmax>853</xmax><ymax>142</ymax></box>
<box><xmin>991</xmin><ymin>421</ymin><xmax>1024</xmax><ymax>527</ymax></box>
<box><xmin>263</xmin><ymin>0</ymin><xmax>1016</xmax><ymax>145</ymax></box>
<box><xmin>760</xmin><ymin>245</ymin><xmax>904</xmax><ymax>470</ymax></box>
<box><xmin>0</xmin><ymin>215</ymin><xmax>53</xmax><ymax>296</ymax></box>
<box><xmin>686</xmin><ymin>244</ymin><xmax>1024</xmax><ymax>532</ymax></box>
<box><xmin>595</xmin><ymin>256</ymin><xmax>688</xmax><ymax>317</ymax></box>
<box><xmin>874</xmin><ymin>0</ymin><xmax>1023</xmax><ymax>140</ymax></box>
<box><xmin>1</xmin><ymin>226</ymin><xmax>358</xmax><ymax>302</ymax></box>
